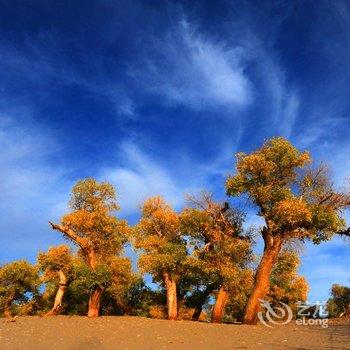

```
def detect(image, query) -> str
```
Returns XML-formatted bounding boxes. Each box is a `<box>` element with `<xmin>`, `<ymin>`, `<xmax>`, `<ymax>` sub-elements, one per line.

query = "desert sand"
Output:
<box><xmin>0</xmin><ymin>316</ymin><xmax>349</xmax><ymax>350</ymax></box>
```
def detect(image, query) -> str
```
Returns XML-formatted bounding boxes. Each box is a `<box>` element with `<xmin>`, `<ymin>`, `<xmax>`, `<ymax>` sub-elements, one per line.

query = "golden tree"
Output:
<box><xmin>328</xmin><ymin>284</ymin><xmax>350</xmax><ymax>318</ymax></box>
<box><xmin>226</xmin><ymin>137</ymin><xmax>349</xmax><ymax>324</ymax></box>
<box><xmin>134</xmin><ymin>196</ymin><xmax>187</xmax><ymax>320</ymax></box>
<box><xmin>0</xmin><ymin>260</ymin><xmax>39</xmax><ymax>317</ymax></box>
<box><xmin>101</xmin><ymin>256</ymin><xmax>138</xmax><ymax>315</ymax></box>
<box><xmin>181</xmin><ymin>193</ymin><xmax>253</xmax><ymax>323</ymax></box>
<box><xmin>38</xmin><ymin>245</ymin><xmax>74</xmax><ymax>316</ymax></box>
<box><xmin>268</xmin><ymin>250</ymin><xmax>308</xmax><ymax>310</ymax></box>
<box><xmin>49</xmin><ymin>178</ymin><xmax>130</xmax><ymax>317</ymax></box>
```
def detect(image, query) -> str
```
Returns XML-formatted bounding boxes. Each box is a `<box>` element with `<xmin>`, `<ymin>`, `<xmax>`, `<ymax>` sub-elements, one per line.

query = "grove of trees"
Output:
<box><xmin>1</xmin><ymin>137</ymin><xmax>349</xmax><ymax>324</ymax></box>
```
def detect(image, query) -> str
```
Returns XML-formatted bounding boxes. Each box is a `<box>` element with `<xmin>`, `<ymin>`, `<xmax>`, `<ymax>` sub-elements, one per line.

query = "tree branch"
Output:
<box><xmin>49</xmin><ymin>221</ymin><xmax>88</xmax><ymax>249</ymax></box>
<box><xmin>337</xmin><ymin>227</ymin><xmax>350</xmax><ymax>237</ymax></box>
<box><xmin>318</xmin><ymin>192</ymin><xmax>333</xmax><ymax>205</ymax></box>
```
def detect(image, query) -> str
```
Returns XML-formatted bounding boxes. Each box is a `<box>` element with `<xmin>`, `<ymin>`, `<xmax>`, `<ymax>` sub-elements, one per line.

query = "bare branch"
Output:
<box><xmin>49</xmin><ymin>221</ymin><xmax>88</xmax><ymax>249</ymax></box>
<box><xmin>337</xmin><ymin>227</ymin><xmax>350</xmax><ymax>237</ymax></box>
<box><xmin>318</xmin><ymin>192</ymin><xmax>334</xmax><ymax>205</ymax></box>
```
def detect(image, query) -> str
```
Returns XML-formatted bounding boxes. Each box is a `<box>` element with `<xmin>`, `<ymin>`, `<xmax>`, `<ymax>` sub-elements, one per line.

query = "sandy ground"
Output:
<box><xmin>0</xmin><ymin>316</ymin><xmax>349</xmax><ymax>350</ymax></box>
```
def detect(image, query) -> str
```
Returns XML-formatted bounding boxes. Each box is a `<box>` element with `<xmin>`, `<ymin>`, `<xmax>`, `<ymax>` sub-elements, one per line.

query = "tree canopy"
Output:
<box><xmin>180</xmin><ymin>193</ymin><xmax>253</xmax><ymax>322</ymax></box>
<box><xmin>134</xmin><ymin>196</ymin><xmax>187</xmax><ymax>320</ymax></box>
<box><xmin>226</xmin><ymin>137</ymin><xmax>347</xmax><ymax>243</ymax></box>
<box><xmin>135</xmin><ymin>196</ymin><xmax>188</xmax><ymax>283</ymax></box>
<box><xmin>0</xmin><ymin>260</ymin><xmax>40</xmax><ymax>317</ymax></box>
<box><xmin>226</xmin><ymin>137</ymin><xmax>349</xmax><ymax>324</ymax></box>
<box><xmin>49</xmin><ymin>178</ymin><xmax>131</xmax><ymax>317</ymax></box>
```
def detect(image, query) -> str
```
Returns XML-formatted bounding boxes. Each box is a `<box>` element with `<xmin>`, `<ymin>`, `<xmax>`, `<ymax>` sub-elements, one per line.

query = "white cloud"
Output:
<box><xmin>99</xmin><ymin>142</ymin><xmax>199</xmax><ymax>215</ymax></box>
<box><xmin>281</xmin><ymin>92</ymin><xmax>299</xmax><ymax>138</ymax></box>
<box><xmin>300</xmin><ymin>237</ymin><xmax>350</xmax><ymax>301</ymax></box>
<box><xmin>0</xmin><ymin>115</ymin><xmax>240</xmax><ymax>263</ymax></box>
<box><xmin>97</xmin><ymin>136</ymin><xmax>249</xmax><ymax>216</ymax></box>
<box><xmin>248</xmin><ymin>40</ymin><xmax>300</xmax><ymax>137</ymax></box>
<box><xmin>0</xmin><ymin>115</ymin><xmax>72</xmax><ymax>262</ymax></box>
<box><xmin>295</xmin><ymin>117</ymin><xmax>350</xmax><ymax>187</ymax></box>
<box><xmin>0</xmin><ymin>41</ymin><xmax>137</xmax><ymax>119</ymax></box>
<box><xmin>128</xmin><ymin>19</ymin><xmax>252</xmax><ymax>110</ymax></box>
<box><xmin>328</xmin><ymin>144</ymin><xmax>350</xmax><ymax>186</ymax></box>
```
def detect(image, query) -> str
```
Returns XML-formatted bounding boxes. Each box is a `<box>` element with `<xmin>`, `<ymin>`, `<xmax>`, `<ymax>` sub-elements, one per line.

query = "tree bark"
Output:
<box><xmin>3</xmin><ymin>297</ymin><xmax>14</xmax><ymax>318</ymax></box>
<box><xmin>343</xmin><ymin>304</ymin><xmax>350</xmax><ymax>318</ymax></box>
<box><xmin>211</xmin><ymin>286</ymin><xmax>229</xmax><ymax>323</ymax></box>
<box><xmin>192</xmin><ymin>305</ymin><xmax>203</xmax><ymax>322</ymax></box>
<box><xmin>86</xmin><ymin>247</ymin><xmax>97</xmax><ymax>269</ymax></box>
<box><xmin>87</xmin><ymin>286</ymin><xmax>103</xmax><ymax>317</ymax></box>
<box><xmin>163</xmin><ymin>273</ymin><xmax>177</xmax><ymax>320</ymax></box>
<box><xmin>85</xmin><ymin>248</ymin><xmax>104</xmax><ymax>318</ymax></box>
<box><xmin>45</xmin><ymin>270</ymin><xmax>68</xmax><ymax>316</ymax></box>
<box><xmin>49</xmin><ymin>222</ymin><xmax>89</xmax><ymax>249</ymax></box>
<box><xmin>243</xmin><ymin>234</ymin><xmax>282</xmax><ymax>325</ymax></box>
<box><xmin>49</xmin><ymin>222</ymin><xmax>103</xmax><ymax>318</ymax></box>
<box><xmin>71</xmin><ymin>241</ymin><xmax>102</xmax><ymax>317</ymax></box>
<box><xmin>191</xmin><ymin>284</ymin><xmax>217</xmax><ymax>321</ymax></box>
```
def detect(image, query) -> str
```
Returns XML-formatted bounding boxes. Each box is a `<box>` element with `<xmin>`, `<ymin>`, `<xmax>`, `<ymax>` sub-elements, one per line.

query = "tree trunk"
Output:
<box><xmin>191</xmin><ymin>284</ymin><xmax>217</xmax><ymax>321</ymax></box>
<box><xmin>87</xmin><ymin>247</ymin><xmax>98</xmax><ymax>269</ymax></box>
<box><xmin>163</xmin><ymin>273</ymin><xmax>177</xmax><ymax>320</ymax></box>
<box><xmin>343</xmin><ymin>304</ymin><xmax>350</xmax><ymax>318</ymax></box>
<box><xmin>211</xmin><ymin>286</ymin><xmax>229</xmax><ymax>323</ymax></box>
<box><xmin>4</xmin><ymin>298</ymin><xmax>13</xmax><ymax>318</ymax></box>
<box><xmin>86</xmin><ymin>247</ymin><xmax>104</xmax><ymax>318</ymax></box>
<box><xmin>45</xmin><ymin>270</ymin><xmax>68</xmax><ymax>316</ymax></box>
<box><xmin>243</xmin><ymin>234</ymin><xmax>282</xmax><ymax>325</ymax></box>
<box><xmin>3</xmin><ymin>290</ymin><xmax>15</xmax><ymax>318</ymax></box>
<box><xmin>87</xmin><ymin>286</ymin><xmax>103</xmax><ymax>317</ymax></box>
<box><xmin>192</xmin><ymin>305</ymin><xmax>203</xmax><ymax>321</ymax></box>
<box><xmin>49</xmin><ymin>222</ymin><xmax>104</xmax><ymax>318</ymax></box>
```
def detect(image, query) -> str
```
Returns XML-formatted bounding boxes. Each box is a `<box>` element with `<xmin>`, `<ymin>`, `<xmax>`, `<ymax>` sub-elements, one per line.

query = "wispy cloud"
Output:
<box><xmin>98</xmin><ymin>142</ymin><xmax>199</xmax><ymax>215</ymax></box>
<box><xmin>300</xmin><ymin>237</ymin><xmax>350</xmax><ymax>301</ymax></box>
<box><xmin>0</xmin><ymin>40</ymin><xmax>137</xmax><ymax>119</ymax></box>
<box><xmin>245</xmin><ymin>37</ymin><xmax>301</xmax><ymax>138</ymax></box>
<box><xmin>0</xmin><ymin>115</ymin><xmax>72</xmax><ymax>263</ymax></box>
<box><xmin>128</xmin><ymin>19</ymin><xmax>252</xmax><ymax>111</ymax></box>
<box><xmin>97</xmin><ymin>133</ymin><xmax>250</xmax><ymax>217</ymax></box>
<box><xmin>280</xmin><ymin>92</ymin><xmax>299</xmax><ymax>138</ymax></box>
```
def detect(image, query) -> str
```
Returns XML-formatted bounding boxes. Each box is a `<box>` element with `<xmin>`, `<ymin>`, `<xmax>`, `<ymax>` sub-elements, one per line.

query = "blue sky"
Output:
<box><xmin>0</xmin><ymin>0</ymin><xmax>349</xmax><ymax>302</ymax></box>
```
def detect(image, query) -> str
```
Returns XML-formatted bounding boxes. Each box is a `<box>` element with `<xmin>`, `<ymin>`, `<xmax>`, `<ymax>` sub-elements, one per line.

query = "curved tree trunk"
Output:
<box><xmin>49</xmin><ymin>222</ymin><xmax>104</xmax><ymax>318</ymax></box>
<box><xmin>211</xmin><ymin>286</ymin><xmax>229</xmax><ymax>323</ymax></box>
<box><xmin>243</xmin><ymin>234</ymin><xmax>282</xmax><ymax>325</ymax></box>
<box><xmin>45</xmin><ymin>270</ymin><xmax>68</xmax><ymax>316</ymax></box>
<box><xmin>164</xmin><ymin>272</ymin><xmax>177</xmax><ymax>320</ymax></box>
<box><xmin>88</xmin><ymin>286</ymin><xmax>103</xmax><ymax>317</ymax></box>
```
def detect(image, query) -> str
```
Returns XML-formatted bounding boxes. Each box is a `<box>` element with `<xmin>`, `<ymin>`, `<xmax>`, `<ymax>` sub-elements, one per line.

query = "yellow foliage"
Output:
<box><xmin>59</xmin><ymin>178</ymin><xmax>130</xmax><ymax>260</ymax></box>
<box><xmin>178</xmin><ymin>306</ymin><xmax>196</xmax><ymax>320</ymax></box>
<box><xmin>38</xmin><ymin>245</ymin><xmax>73</xmax><ymax>281</ymax></box>
<box><xmin>269</xmin><ymin>250</ymin><xmax>309</xmax><ymax>307</ymax></box>
<box><xmin>149</xmin><ymin>305</ymin><xmax>166</xmax><ymax>319</ymax></box>
<box><xmin>226</xmin><ymin>137</ymin><xmax>347</xmax><ymax>243</ymax></box>
<box><xmin>134</xmin><ymin>196</ymin><xmax>187</xmax><ymax>282</ymax></box>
